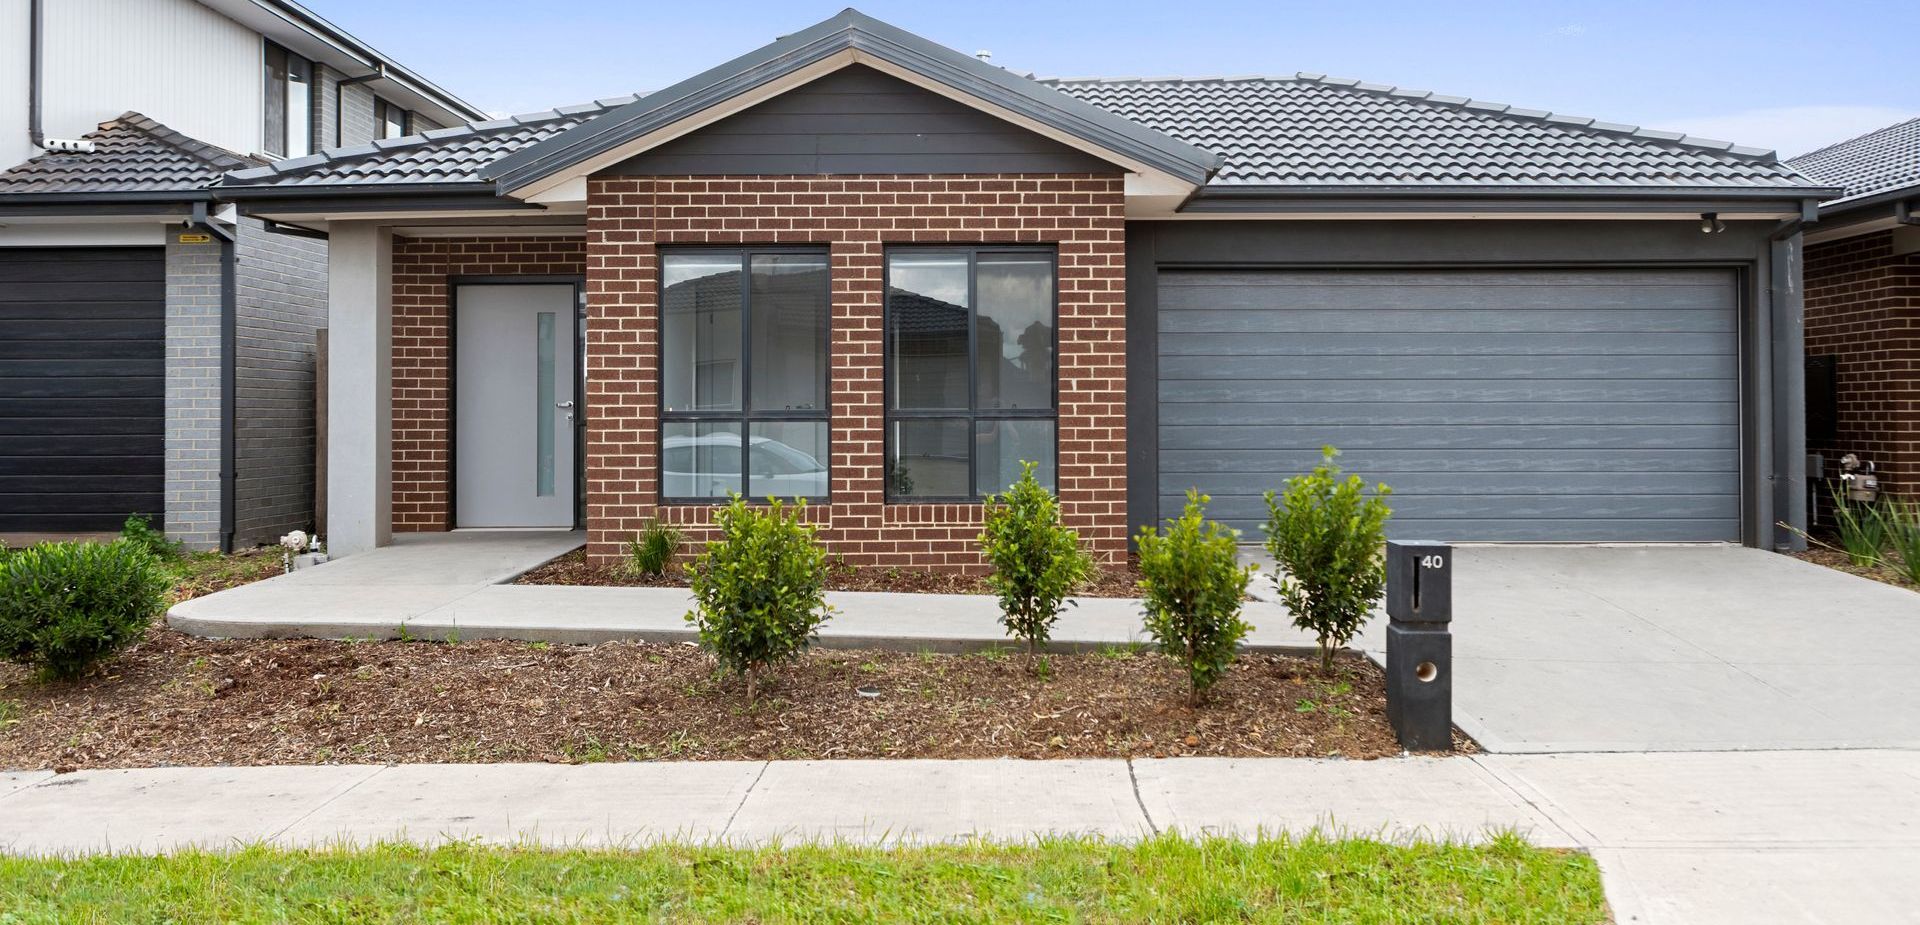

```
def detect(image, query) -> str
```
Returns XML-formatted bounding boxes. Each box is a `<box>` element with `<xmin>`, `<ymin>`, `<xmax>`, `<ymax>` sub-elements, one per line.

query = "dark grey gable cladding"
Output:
<box><xmin>484</xmin><ymin>9</ymin><xmax>1218</xmax><ymax>192</ymax></box>
<box><xmin>604</xmin><ymin>65</ymin><xmax>1118</xmax><ymax>177</ymax></box>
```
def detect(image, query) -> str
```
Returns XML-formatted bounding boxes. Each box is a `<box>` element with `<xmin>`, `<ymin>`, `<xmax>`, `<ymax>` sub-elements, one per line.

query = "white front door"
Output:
<box><xmin>454</xmin><ymin>284</ymin><xmax>577</xmax><ymax>528</ymax></box>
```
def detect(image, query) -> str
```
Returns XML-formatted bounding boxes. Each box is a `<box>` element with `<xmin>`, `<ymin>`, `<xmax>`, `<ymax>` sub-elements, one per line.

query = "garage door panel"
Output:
<box><xmin>1160</xmin><ymin>424</ymin><xmax>1740</xmax><ymax>451</ymax></box>
<box><xmin>1160</xmin><ymin>447</ymin><xmax>1738</xmax><ymax>474</ymax></box>
<box><xmin>1162</xmin><ymin>401</ymin><xmax>1737</xmax><ymax>428</ymax></box>
<box><xmin>1165</xmin><ymin>378</ymin><xmax>1736</xmax><ymax>405</ymax></box>
<box><xmin>0</xmin><ymin>247</ymin><xmax>164</xmax><ymax>531</ymax></box>
<box><xmin>1160</xmin><ymin>308</ymin><xmax>1734</xmax><ymax>335</ymax></box>
<box><xmin>1163</xmin><ymin>493</ymin><xmax>1740</xmax><ymax>532</ymax></box>
<box><xmin>1160</xmin><ymin>354</ymin><xmax>1736</xmax><ymax>382</ymax></box>
<box><xmin>1160</xmin><ymin>331</ymin><xmax>1735</xmax><ymax>357</ymax></box>
<box><xmin>1155</xmin><ymin>267</ymin><xmax>1741</xmax><ymax>542</ymax></box>
<box><xmin>1164</xmin><ymin>471</ymin><xmax>1738</xmax><ymax>496</ymax></box>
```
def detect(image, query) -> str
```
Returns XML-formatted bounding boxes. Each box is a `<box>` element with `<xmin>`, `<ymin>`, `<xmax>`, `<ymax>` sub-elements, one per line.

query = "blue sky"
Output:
<box><xmin>321</xmin><ymin>0</ymin><xmax>1918</xmax><ymax>158</ymax></box>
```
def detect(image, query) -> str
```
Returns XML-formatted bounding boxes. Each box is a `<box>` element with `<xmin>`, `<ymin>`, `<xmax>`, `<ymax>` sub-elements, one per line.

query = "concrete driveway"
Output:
<box><xmin>1407</xmin><ymin>545</ymin><xmax>1920</xmax><ymax>752</ymax></box>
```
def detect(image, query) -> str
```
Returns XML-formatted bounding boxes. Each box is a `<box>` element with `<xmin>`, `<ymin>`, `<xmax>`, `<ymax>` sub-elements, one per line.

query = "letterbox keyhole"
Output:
<box><xmin>1415</xmin><ymin>661</ymin><xmax>1438</xmax><ymax>683</ymax></box>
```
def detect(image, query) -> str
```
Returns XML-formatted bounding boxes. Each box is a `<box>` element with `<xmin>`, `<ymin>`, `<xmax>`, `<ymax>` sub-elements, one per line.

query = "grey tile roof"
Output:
<box><xmin>1786</xmin><ymin>117</ymin><xmax>1920</xmax><ymax>207</ymax></box>
<box><xmin>1041</xmin><ymin>75</ymin><xmax>1817</xmax><ymax>190</ymax></box>
<box><xmin>0</xmin><ymin>112</ymin><xmax>261</xmax><ymax>197</ymax></box>
<box><xmin>216</xmin><ymin>73</ymin><xmax>1824</xmax><ymax>196</ymax></box>
<box><xmin>219</xmin><ymin>97</ymin><xmax>642</xmax><ymax>189</ymax></box>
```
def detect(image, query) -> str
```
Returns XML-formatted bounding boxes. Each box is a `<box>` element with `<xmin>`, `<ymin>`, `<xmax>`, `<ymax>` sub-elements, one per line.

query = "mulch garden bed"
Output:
<box><xmin>515</xmin><ymin>549</ymin><xmax>1150</xmax><ymax>597</ymax></box>
<box><xmin>1791</xmin><ymin>547</ymin><xmax>1917</xmax><ymax>591</ymax></box>
<box><xmin>0</xmin><ymin>627</ymin><xmax>1465</xmax><ymax>771</ymax></box>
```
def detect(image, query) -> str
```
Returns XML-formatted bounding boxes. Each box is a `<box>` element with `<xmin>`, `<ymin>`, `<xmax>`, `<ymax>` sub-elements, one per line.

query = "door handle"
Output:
<box><xmin>556</xmin><ymin>400</ymin><xmax>575</xmax><ymax>423</ymax></box>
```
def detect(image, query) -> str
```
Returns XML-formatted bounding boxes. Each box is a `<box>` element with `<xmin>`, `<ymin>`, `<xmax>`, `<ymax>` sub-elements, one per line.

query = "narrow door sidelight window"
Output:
<box><xmin>660</xmin><ymin>249</ymin><xmax>830</xmax><ymax>501</ymax></box>
<box><xmin>885</xmin><ymin>248</ymin><xmax>1057</xmax><ymax>501</ymax></box>
<box><xmin>263</xmin><ymin>42</ymin><xmax>313</xmax><ymax>157</ymax></box>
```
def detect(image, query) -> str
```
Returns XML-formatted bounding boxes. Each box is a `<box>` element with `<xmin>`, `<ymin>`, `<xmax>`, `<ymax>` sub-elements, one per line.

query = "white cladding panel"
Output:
<box><xmin>22</xmin><ymin>0</ymin><xmax>260</xmax><ymax>166</ymax></box>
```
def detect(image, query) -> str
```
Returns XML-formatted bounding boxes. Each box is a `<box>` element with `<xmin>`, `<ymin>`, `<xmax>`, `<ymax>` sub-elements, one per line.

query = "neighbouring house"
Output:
<box><xmin>212</xmin><ymin>9</ymin><xmax>1834</xmax><ymax>569</ymax></box>
<box><xmin>0</xmin><ymin>0</ymin><xmax>481</xmax><ymax>550</ymax></box>
<box><xmin>1787</xmin><ymin>118</ymin><xmax>1920</xmax><ymax>498</ymax></box>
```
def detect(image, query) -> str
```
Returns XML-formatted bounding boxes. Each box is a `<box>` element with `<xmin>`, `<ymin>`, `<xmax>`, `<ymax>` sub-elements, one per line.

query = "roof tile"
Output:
<box><xmin>0</xmin><ymin>112</ymin><xmax>261</xmax><ymax>197</ymax></box>
<box><xmin>1787</xmin><ymin>117</ymin><xmax>1920</xmax><ymax>206</ymax></box>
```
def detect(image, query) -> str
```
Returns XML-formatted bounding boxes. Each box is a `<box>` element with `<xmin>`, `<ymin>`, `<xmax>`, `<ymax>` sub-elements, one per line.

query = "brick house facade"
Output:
<box><xmin>385</xmin><ymin>176</ymin><xmax>1129</xmax><ymax>571</ymax></box>
<box><xmin>1804</xmin><ymin>229</ymin><xmax>1920</xmax><ymax>493</ymax></box>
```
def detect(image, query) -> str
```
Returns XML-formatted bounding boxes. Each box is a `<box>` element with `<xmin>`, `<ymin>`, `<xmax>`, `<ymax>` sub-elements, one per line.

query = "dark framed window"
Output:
<box><xmin>374</xmin><ymin>97</ymin><xmax>410</xmax><ymax>139</ymax></box>
<box><xmin>660</xmin><ymin>248</ymin><xmax>831</xmax><ymax>502</ymax></box>
<box><xmin>885</xmin><ymin>247</ymin><xmax>1057</xmax><ymax>502</ymax></box>
<box><xmin>263</xmin><ymin>41</ymin><xmax>313</xmax><ymax>157</ymax></box>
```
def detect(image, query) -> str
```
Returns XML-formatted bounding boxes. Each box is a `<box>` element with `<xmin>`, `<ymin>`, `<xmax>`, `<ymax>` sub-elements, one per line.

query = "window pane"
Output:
<box><xmin>263</xmin><ymin>45</ymin><xmax>287</xmax><ymax>157</ymax></box>
<box><xmin>975</xmin><ymin>419</ymin><xmax>1055</xmax><ymax>497</ymax></box>
<box><xmin>535</xmin><ymin>311</ymin><xmax>556</xmax><ymax>496</ymax></box>
<box><xmin>661</xmin><ymin>253</ymin><xmax>742</xmax><ymax>412</ymax></box>
<box><xmin>888</xmin><ymin>419</ymin><xmax>969</xmax><ymax>498</ymax></box>
<box><xmin>286</xmin><ymin>55</ymin><xmax>312</xmax><ymax>156</ymax></box>
<box><xmin>976</xmin><ymin>253</ymin><xmax>1053</xmax><ymax>411</ymax></box>
<box><xmin>749</xmin><ymin>253</ymin><xmax>828</xmax><ymax>413</ymax></box>
<box><xmin>662</xmin><ymin>421</ymin><xmax>742</xmax><ymax>499</ymax></box>
<box><xmin>749</xmin><ymin>421</ymin><xmax>829</xmax><ymax>499</ymax></box>
<box><xmin>888</xmin><ymin>253</ymin><xmax>970</xmax><ymax>411</ymax></box>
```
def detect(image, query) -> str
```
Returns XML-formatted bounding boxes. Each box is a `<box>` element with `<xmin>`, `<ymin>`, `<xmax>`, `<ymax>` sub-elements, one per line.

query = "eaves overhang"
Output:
<box><xmin>1173</xmin><ymin>184</ymin><xmax>1840</xmax><ymax>218</ymax></box>
<box><xmin>482</xmin><ymin>9</ymin><xmax>1219</xmax><ymax>199</ymax></box>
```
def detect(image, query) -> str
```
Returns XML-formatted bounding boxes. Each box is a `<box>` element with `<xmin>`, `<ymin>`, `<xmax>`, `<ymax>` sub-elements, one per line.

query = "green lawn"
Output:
<box><xmin>0</xmin><ymin>832</ymin><xmax>1606</xmax><ymax>924</ymax></box>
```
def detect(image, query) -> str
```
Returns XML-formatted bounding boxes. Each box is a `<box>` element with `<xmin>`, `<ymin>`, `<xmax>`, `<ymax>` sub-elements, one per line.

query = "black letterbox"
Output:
<box><xmin>1384</xmin><ymin>540</ymin><xmax>1453</xmax><ymax>751</ymax></box>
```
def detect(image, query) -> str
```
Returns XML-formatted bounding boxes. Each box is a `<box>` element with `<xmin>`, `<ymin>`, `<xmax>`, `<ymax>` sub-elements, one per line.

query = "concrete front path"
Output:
<box><xmin>1424</xmin><ymin>545</ymin><xmax>1920</xmax><ymax>753</ymax></box>
<box><xmin>3</xmin><ymin>751</ymin><xmax>1917</xmax><ymax>924</ymax></box>
<box><xmin>169</xmin><ymin>529</ymin><xmax>1328</xmax><ymax>653</ymax></box>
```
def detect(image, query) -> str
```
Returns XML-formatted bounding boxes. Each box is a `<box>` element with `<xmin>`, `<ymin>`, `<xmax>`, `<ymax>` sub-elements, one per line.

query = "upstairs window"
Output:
<box><xmin>660</xmin><ymin>249</ymin><xmax>831</xmax><ymax>502</ymax></box>
<box><xmin>263</xmin><ymin>42</ymin><xmax>313</xmax><ymax>157</ymax></box>
<box><xmin>374</xmin><ymin>98</ymin><xmax>410</xmax><ymax>139</ymax></box>
<box><xmin>885</xmin><ymin>248</ymin><xmax>1057</xmax><ymax>501</ymax></box>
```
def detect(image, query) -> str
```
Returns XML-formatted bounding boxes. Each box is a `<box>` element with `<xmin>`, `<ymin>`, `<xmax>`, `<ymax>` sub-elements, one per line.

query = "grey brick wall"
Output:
<box><xmin>164</xmin><ymin>235</ymin><xmax>225</xmax><ymax>551</ymax></box>
<box><xmin>314</xmin><ymin>64</ymin><xmax>342</xmax><ymax>149</ymax></box>
<box><xmin>313</xmin><ymin>64</ymin><xmax>383</xmax><ymax>148</ymax></box>
<box><xmin>340</xmin><ymin>82</ymin><xmax>377</xmax><ymax>146</ymax></box>
<box><xmin>232</xmin><ymin>217</ymin><xmax>328</xmax><ymax>547</ymax></box>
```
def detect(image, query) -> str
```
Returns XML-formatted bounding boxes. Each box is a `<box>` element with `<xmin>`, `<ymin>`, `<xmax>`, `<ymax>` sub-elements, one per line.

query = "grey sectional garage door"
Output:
<box><xmin>0</xmin><ymin>247</ymin><xmax>165</xmax><ymax>533</ymax></box>
<box><xmin>1156</xmin><ymin>268</ymin><xmax>1741</xmax><ymax>542</ymax></box>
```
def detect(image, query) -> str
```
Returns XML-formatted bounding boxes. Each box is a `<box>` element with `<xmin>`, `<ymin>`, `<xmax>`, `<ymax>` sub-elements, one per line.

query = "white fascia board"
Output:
<box><xmin>503</xmin><ymin>49</ymin><xmax>1200</xmax><ymax>207</ymax></box>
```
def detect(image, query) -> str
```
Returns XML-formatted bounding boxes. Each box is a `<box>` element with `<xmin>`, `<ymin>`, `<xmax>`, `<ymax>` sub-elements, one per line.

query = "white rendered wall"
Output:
<box><xmin>325</xmin><ymin>223</ymin><xmax>393</xmax><ymax>556</ymax></box>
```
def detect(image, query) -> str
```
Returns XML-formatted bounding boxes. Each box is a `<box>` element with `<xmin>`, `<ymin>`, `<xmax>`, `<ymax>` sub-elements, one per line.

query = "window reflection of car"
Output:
<box><xmin>662</xmin><ymin>432</ymin><xmax>828</xmax><ymax>499</ymax></box>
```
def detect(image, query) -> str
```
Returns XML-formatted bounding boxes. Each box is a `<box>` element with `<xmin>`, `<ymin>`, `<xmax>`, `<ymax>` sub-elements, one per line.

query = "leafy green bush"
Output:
<box><xmin>0</xmin><ymin>540</ymin><xmax>169</xmax><ymax>679</ymax></box>
<box><xmin>1263</xmin><ymin>447</ymin><xmax>1393</xmax><ymax>674</ymax></box>
<box><xmin>1831</xmin><ymin>488</ymin><xmax>1890</xmax><ymax>568</ymax></box>
<box><xmin>685</xmin><ymin>497</ymin><xmax>833</xmax><ymax>700</ymax></box>
<box><xmin>979</xmin><ymin>461</ymin><xmax>1091</xmax><ymax>667</ymax></box>
<box><xmin>1879</xmin><ymin>497</ymin><xmax>1920</xmax><ymax>584</ymax></box>
<box><xmin>120</xmin><ymin>515</ymin><xmax>183</xmax><ymax>561</ymax></box>
<box><xmin>1135</xmin><ymin>490</ymin><xmax>1254</xmax><ymax>705</ymax></box>
<box><xmin>625</xmin><ymin>518</ymin><xmax>683</xmax><ymax>578</ymax></box>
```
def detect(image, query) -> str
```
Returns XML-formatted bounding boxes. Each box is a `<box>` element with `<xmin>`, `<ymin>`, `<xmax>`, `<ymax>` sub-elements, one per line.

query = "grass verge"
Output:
<box><xmin>0</xmin><ymin>832</ymin><xmax>1606</xmax><ymax>923</ymax></box>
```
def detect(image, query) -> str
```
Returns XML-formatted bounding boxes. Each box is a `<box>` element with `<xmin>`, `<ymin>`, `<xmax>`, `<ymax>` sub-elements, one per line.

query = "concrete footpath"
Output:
<box><xmin>3</xmin><ymin>750</ymin><xmax>1916</xmax><ymax>924</ymax></box>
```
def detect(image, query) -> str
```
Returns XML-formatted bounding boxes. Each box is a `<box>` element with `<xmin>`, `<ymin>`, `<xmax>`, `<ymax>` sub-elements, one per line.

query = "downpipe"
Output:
<box><xmin>190</xmin><ymin>202</ymin><xmax>239</xmax><ymax>553</ymax></box>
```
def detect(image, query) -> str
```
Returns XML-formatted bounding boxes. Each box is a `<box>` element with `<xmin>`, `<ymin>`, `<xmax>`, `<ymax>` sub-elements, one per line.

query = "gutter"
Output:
<box><xmin>26</xmin><ymin>0</ymin><xmax>43</xmax><ymax>150</ymax></box>
<box><xmin>1897</xmin><ymin>200</ymin><xmax>1920</xmax><ymax>227</ymax></box>
<box><xmin>189</xmin><ymin>201</ymin><xmax>239</xmax><ymax>554</ymax></box>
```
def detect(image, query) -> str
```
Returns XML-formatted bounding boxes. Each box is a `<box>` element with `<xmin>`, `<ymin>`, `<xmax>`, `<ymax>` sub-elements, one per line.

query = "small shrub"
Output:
<box><xmin>0</xmin><ymin>540</ymin><xmax>169</xmax><ymax>680</ymax></box>
<box><xmin>685</xmin><ymin>496</ymin><xmax>833</xmax><ymax>701</ymax></box>
<box><xmin>1831</xmin><ymin>488</ymin><xmax>1890</xmax><ymax>568</ymax></box>
<box><xmin>626</xmin><ymin>518</ymin><xmax>683</xmax><ymax>578</ymax></box>
<box><xmin>1880</xmin><ymin>497</ymin><xmax>1920</xmax><ymax>584</ymax></box>
<box><xmin>120</xmin><ymin>515</ymin><xmax>182</xmax><ymax>561</ymax></box>
<box><xmin>1263</xmin><ymin>446</ymin><xmax>1393</xmax><ymax>674</ymax></box>
<box><xmin>1135</xmin><ymin>490</ymin><xmax>1254</xmax><ymax>706</ymax></box>
<box><xmin>979</xmin><ymin>461</ymin><xmax>1091</xmax><ymax>667</ymax></box>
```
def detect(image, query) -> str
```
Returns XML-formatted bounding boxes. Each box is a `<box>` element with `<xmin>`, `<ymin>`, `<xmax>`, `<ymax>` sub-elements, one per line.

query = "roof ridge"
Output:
<box><xmin>1786</xmin><ymin>115</ymin><xmax>1920</xmax><ymax>166</ymax></box>
<box><xmin>101</xmin><ymin>111</ymin><xmax>264</xmax><ymax>170</ymax></box>
<box><xmin>1038</xmin><ymin>73</ymin><xmax>1781</xmax><ymax>161</ymax></box>
<box><xmin>220</xmin><ymin>94</ymin><xmax>644</xmax><ymax>185</ymax></box>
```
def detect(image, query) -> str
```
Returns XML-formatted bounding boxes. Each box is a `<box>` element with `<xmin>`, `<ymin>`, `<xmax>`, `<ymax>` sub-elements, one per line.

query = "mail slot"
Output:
<box><xmin>1385</xmin><ymin>540</ymin><xmax>1453</xmax><ymax>751</ymax></box>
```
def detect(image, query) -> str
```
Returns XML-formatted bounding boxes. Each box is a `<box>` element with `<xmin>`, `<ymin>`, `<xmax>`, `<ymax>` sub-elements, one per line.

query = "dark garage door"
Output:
<box><xmin>0</xmin><ymin>247</ymin><xmax>165</xmax><ymax>533</ymax></box>
<box><xmin>1156</xmin><ymin>268</ymin><xmax>1742</xmax><ymax>542</ymax></box>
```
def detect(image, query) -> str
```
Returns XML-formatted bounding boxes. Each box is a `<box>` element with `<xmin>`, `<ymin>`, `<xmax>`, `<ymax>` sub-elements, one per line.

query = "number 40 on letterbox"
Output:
<box><xmin>1384</xmin><ymin>540</ymin><xmax>1452</xmax><ymax>751</ymax></box>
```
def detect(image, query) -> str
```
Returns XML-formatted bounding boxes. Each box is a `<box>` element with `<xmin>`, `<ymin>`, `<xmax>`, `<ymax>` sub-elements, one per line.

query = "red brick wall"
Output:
<box><xmin>1805</xmin><ymin>229</ymin><xmax>1920</xmax><ymax>495</ymax></box>
<box><xmin>391</xmin><ymin>236</ymin><xmax>586</xmax><ymax>531</ymax></box>
<box><xmin>585</xmin><ymin>174</ymin><xmax>1128</xmax><ymax>570</ymax></box>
